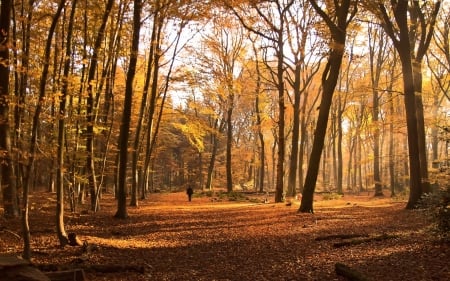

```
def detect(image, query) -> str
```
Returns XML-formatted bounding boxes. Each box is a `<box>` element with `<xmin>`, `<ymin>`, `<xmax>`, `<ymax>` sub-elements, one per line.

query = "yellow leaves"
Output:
<box><xmin>172</xmin><ymin>120</ymin><xmax>206</xmax><ymax>152</ymax></box>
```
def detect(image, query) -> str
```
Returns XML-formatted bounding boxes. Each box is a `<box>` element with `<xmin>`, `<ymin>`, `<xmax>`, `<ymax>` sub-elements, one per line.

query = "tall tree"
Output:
<box><xmin>408</xmin><ymin>0</ymin><xmax>441</xmax><ymax>194</ymax></box>
<box><xmin>299</xmin><ymin>0</ymin><xmax>357</xmax><ymax>213</ymax></box>
<box><xmin>367</xmin><ymin>22</ymin><xmax>390</xmax><ymax>196</ymax></box>
<box><xmin>0</xmin><ymin>0</ymin><xmax>20</xmax><ymax>218</ymax></box>
<box><xmin>115</xmin><ymin>0</ymin><xmax>142</xmax><ymax>219</ymax></box>
<box><xmin>55</xmin><ymin>0</ymin><xmax>79</xmax><ymax>247</ymax></box>
<box><xmin>249</xmin><ymin>36</ymin><xmax>266</xmax><ymax>193</ymax></box>
<box><xmin>85</xmin><ymin>0</ymin><xmax>115</xmax><ymax>212</ymax></box>
<box><xmin>227</xmin><ymin>0</ymin><xmax>295</xmax><ymax>202</ymax></box>
<box><xmin>285</xmin><ymin>1</ymin><xmax>321</xmax><ymax>197</ymax></box>
<box><xmin>22</xmin><ymin>0</ymin><xmax>66</xmax><ymax>260</ymax></box>
<box><xmin>131</xmin><ymin>0</ymin><xmax>164</xmax><ymax>204</ymax></box>
<box><xmin>375</xmin><ymin>0</ymin><xmax>440</xmax><ymax>208</ymax></box>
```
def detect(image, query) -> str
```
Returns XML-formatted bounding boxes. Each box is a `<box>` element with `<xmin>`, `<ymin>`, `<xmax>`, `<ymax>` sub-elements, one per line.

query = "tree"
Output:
<box><xmin>374</xmin><ymin>0</ymin><xmax>441</xmax><ymax>208</ymax></box>
<box><xmin>427</xmin><ymin>4</ymin><xmax>450</xmax><ymax>165</ymax></box>
<box><xmin>409</xmin><ymin>0</ymin><xmax>441</xmax><ymax>195</ymax></box>
<box><xmin>299</xmin><ymin>0</ymin><xmax>357</xmax><ymax>213</ymax></box>
<box><xmin>85</xmin><ymin>0</ymin><xmax>115</xmax><ymax>212</ymax></box>
<box><xmin>115</xmin><ymin>0</ymin><xmax>142</xmax><ymax>219</ymax></box>
<box><xmin>367</xmin><ymin>22</ymin><xmax>390</xmax><ymax>197</ymax></box>
<box><xmin>0</xmin><ymin>0</ymin><xmax>20</xmax><ymax>218</ymax></box>
<box><xmin>226</xmin><ymin>0</ymin><xmax>295</xmax><ymax>202</ymax></box>
<box><xmin>249</xmin><ymin>36</ymin><xmax>266</xmax><ymax>193</ymax></box>
<box><xmin>285</xmin><ymin>0</ymin><xmax>321</xmax><ymax>197</ymax></box>
<box><xmin>21</xmin><ymin>0</ymin><xmax>66</xmax><ymax>260</ymax></box>
<box><xmin>55</xmin><ymin>0</ymin><xmax>79</xmax><ymax>247</ymax></box>
<box><xmin>203</xmin><ymin>13</ymin><xmax>246</xmax><ymax>192</ymax></box>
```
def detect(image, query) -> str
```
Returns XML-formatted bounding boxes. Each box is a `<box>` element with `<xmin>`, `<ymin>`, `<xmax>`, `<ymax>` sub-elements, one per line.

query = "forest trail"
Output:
<box><xmin>1</xmin><ymin>191</ymin><xmax>449</xmax><ymax>280</ymax></box>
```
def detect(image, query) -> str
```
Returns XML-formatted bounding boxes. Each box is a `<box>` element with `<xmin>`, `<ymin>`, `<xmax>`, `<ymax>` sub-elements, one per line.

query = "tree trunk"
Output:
<box><xmin>85</xmin><ymin>0</ymin><xmax>115</xmax><ymax>212</ymax></box>
<box><xmin>141</xmin><ymin>7</ymin><xmax>164</xmax><ymax>198</ymax></box>
<box><xmin>251</xmin><ymin>39</ymin><xmax>265</xmax><ymax>193</ymax></box>
<box><xmin>299</xmin><ymin>0</ymin><xmax>355</xmax><ymax>213</ymax></box>
<box><xmin>337</xmin><ymin>99</ymin><xmax>343</xmax><ymax>194</ymax></box>
<box><xmin>275</xmin><ymin>33</ymin><xmax>286</xmax><ymax>203</ymax></box>
<box><xmin>379</xmin><ymin>2</ymin><xmax>424</xmax><ymax>208</ymax></box>
<box><xmin>132</xmin><ymin>6</ymin><xmax>160</xmax><ymax>205</ymax></box>
<box><xmin>22</xmin><ymin>0</ymin><xmax>65</xmax><ymax>260</ymax></box>
<box><xmin>115</xmin><ymin>0</ymin><xmax>142</xmax><ymax>219</ymax></box>
<box><xmin>0</xmin><ymin>0</ymin><xmax>20</xmax><ymax>219</ymax></box>
<box><xmin>412</xmin><ymin>61</ymin><xmax>431</xmax><ymax>194</ymax></box>
<box><xmin>409</xmin><ymin>1</ymin><xmax>441</xmax><ymax>194</ymax></box>
<box><xmin>226</xmin><ymin>104</ymin><xmax>234</xmax><ymax>193</ymax></box>
<box><xmin>287</xmin><ymin>65</ymin><xmax>301</xmax><ymax>197</ymax></box>
<box><xmin>56</xmin><ymin>0</ymin><xmax>79</xmax><ymax>247</ymax></box>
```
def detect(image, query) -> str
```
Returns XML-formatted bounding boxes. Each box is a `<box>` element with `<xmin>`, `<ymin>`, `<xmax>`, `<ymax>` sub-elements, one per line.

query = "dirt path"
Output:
<box><xmin>1</xmin><ymin>192</ymin><xmax>449</xmax><ymax>280</ymax></box>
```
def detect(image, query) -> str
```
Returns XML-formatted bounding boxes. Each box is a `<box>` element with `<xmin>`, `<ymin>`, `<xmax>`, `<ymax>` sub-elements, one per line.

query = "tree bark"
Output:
<box><xmin>22</xmin><ymin>0</ymin><xmax>66</xmax><ymax>260</ymax></box>
<box><xmin>115</xmin><ymin>0</ymin><xmax>142</xmax><ymax>219</ymax></box>
<box><xmin>299</xmin><ymin>0</ymin><xmax>356</xmax><ymax>213</ymax></box>
<box><xmin>85</xmin><ymin>0</ymin><xmax>115</xmax><ymax>212</ymax></box>
<box><xmin>379</xmin><ymin>1</ymin><xmax>440</xmax><ymax>209</ymax></box>
<box><xmin>0</xmin><ymin>0</ymin><xmax>20</xmax><ymax>219</ymax></box>
<box><xmin>56</xmin><ymin>0</ymin><xmax>79</xmax><ymax>247</ymax></box>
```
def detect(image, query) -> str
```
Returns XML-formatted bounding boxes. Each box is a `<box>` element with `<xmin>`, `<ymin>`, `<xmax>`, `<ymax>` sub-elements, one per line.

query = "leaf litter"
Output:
<box><xmin>0</xmin><ymin>192</ymin><xmax>449</xmax><ymax>280</ymax></box>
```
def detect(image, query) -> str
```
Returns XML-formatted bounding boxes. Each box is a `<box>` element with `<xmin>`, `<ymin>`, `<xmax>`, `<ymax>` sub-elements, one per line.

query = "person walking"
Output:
<box><xmin>186</xmin><ymin>185</ymin><xmax>194</xmax><ymax>202</ymax></box>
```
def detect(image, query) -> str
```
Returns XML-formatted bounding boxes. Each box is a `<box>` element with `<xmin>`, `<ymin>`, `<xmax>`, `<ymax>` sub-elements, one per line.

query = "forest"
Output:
<box><xmin>0</xmin><ymin>0</ymin><xmax>449</xmax><ymax>280</ymax></box>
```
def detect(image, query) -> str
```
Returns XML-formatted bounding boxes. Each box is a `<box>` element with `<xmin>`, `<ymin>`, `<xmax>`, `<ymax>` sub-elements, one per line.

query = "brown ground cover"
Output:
<box><xmin>1</xmin><ymin>191</ymin><xmax>449</xmax><ymax>281</ymax></box>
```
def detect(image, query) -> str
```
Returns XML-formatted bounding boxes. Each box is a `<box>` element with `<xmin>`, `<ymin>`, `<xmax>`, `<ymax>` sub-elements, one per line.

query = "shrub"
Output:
<box><xmin>322</xmin><ymin>192</ymin><xmax>343</xmax><ymax>200</ymax></box>
<box><xmin>418</xmin><ymin>186</ymin><xmax>450</xmax><ymax>240</ymax></box>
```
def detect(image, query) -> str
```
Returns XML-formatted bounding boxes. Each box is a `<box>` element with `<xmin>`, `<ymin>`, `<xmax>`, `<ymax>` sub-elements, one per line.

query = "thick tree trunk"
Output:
<box><xmin>299</xmin><ymin>0</ymin><xmax>355</xmax><ymax>213</ymax></box>
<box><xmin>299</xmin><ymin>59</ymin><xmax>340</xmax><ymax>212</ymax></box>
<box><xmin>115</xmin><ymin>0</ymin><xmax>141</xmax><ymax>219</ymax></box>
<box><xmin>0</xmin><ymin>0</ymin><xmax>20</xmax><ymax>219</ymax></box>
<box><xmin>399</xmin><ymin>54</ymin><xmax>422</xmax><ymax>209</ymax></box>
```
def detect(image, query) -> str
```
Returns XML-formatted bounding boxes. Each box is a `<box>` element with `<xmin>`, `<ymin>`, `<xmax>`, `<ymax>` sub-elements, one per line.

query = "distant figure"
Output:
<box><xmin>186</xmin><ymin>186</ymin><xmax>194</xmax><ymax>202</ymax></box>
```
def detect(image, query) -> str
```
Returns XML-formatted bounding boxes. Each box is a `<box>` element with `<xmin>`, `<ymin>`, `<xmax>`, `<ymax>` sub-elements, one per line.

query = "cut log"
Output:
<box><xmin>45</xmin><ymin>269</ymin><xmax>86</xmax><ymax>281</ymax></box>
<box><xmin>335</xmin><ymin>263</ymin><xmax>370</xmax><ymax>281</ymax></box>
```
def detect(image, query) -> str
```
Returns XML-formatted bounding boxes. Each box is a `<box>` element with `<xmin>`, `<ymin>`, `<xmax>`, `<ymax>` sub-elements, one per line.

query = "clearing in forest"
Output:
<box><xmin>1</xmin><ymin>191</ymin><xmax>449</xmax><ymax>280</ymax></box>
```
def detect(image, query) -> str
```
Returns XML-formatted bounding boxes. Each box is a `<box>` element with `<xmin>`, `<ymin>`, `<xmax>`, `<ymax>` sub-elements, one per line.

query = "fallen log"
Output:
<box><xmin>335</xmin><ymin>263</ymin><xmax>370</xmax><ymax>281</ymax></box>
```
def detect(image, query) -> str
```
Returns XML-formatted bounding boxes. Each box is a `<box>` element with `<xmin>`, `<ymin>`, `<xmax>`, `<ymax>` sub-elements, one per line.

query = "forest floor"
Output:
<box><xmin>1</xmin><ymin>190</ymin><xmax>449</xmax><ymax>281</ymax></box>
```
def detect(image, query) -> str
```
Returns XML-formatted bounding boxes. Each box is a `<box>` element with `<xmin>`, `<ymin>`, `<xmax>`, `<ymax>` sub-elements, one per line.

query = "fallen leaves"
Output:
<box><xmin>1</xmin><ymin>191</ymin><xmax>449</xmax><ymax>280</ymax></box>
